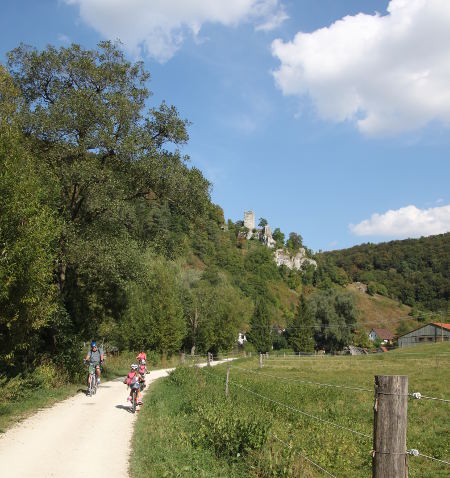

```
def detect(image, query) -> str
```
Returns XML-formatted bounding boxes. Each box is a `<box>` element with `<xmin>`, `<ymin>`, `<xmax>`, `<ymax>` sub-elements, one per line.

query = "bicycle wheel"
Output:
<box><xmin>132</xmin><ymin>391</ymin><xmax>136</xmax><ymax>414</ymax></box>
<box><xmin>88</xmin><ymin>374</ymin><xmax>93</xmax><ymax>396</ymax></box>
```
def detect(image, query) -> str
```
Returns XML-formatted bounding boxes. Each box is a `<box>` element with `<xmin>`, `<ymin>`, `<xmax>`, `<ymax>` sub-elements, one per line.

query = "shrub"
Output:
<box><xmin>192</xmin><ymin>398</ymin><xmax>271</xmax><ymax>458</ymax></box>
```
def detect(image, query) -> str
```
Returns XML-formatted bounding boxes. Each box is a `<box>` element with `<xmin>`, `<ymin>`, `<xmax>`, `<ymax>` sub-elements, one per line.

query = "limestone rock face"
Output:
<box><xmin>274</xmin><ymin>248</ymin><xmax>317</xmax><ymax>271</ymax></box>
<box><xmin>263</xmin><ymin>225</ymin><xmax>276</xmax><ymax>249</ymax></box>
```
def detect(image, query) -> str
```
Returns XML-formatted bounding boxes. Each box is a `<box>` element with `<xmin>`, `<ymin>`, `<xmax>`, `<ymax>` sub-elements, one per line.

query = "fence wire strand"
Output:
<box><xmin>198</xmin><ymin>365</ymin><xmax>450</xmax><ymax>473</ymax></box>
<box><xmin>228</xmin><ymin>378</ymin><xmax>372</xmax><ymax>440</ymax></box>
<box><xmin>416</xmin><ymin>452</ymin><xmax>450</xmax><ymax>466</ymax></box>
<box><xmin>232</xmin><ymin>365</ymin><xmax>373</xmax><ymax>394</ymax></box>
<box><xmin>272</xmin><ymin>434</ymin><xmax>337</xmax><ymax>477</ymax></box>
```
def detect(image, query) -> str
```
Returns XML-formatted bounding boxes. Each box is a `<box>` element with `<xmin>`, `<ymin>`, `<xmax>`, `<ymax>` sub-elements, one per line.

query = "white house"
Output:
<box><xmin>368</xmin><ymin>328</ymin><xmax>394</xmax><ymax>344</ymax></box>
<box><xmin>237</xmin><ymin>332</ymin><xmax>247</xmax><ymax>345</ymax></box>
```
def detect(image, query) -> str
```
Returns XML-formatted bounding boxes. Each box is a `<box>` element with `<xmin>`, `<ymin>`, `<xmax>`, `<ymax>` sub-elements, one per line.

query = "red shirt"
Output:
<box><xmin>137</xmin><ymin>352</ymin><xmax>146</xmax><ymax>361</ymax></box>
<box><xmin>125</xmin><ymin>371</ymin><xmax>137</xmax><ymax>385</ymax></box>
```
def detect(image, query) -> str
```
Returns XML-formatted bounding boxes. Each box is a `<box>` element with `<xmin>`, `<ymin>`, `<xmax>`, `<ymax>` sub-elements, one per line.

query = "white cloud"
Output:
<box><xmin>271</xmin><ymin>0</ymin><xmax>450</xmax><ymax>135</ymax></box>
<box><xmin>65</xmin><ymin>0</ymin><xmax>288</xmax><ymax>62</ymax></box>
<box><xmin>350</xmin><ymin>204</ymin><xmax>450</xmax><ymax>238</ymax></box>
<box><xmin>58</xmin><ymin>34</ymin><xmax>70</xmax><ymax>43</ymax></box>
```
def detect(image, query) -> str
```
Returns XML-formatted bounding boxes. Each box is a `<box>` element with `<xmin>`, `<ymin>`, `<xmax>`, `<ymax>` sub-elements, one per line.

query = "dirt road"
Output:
<box><xmin>0</xmin><ymin>360</ymin><xmax>228</xmax><ymax>477</ymax></box>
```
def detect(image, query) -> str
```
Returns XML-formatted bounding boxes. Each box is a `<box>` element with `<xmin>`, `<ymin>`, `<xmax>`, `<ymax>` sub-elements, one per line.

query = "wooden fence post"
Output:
<box><xmin>225</xmin><ymin>363</ymin><xmax>230</xmax><ymax>397</ymax></box>
<box><xmin>260</xmin><ymin>353</ymin><xmax>263</xmax><ymax>368</ymax></box>
<box><xmin>372</xmin><ymin>375</ymin><xmax>408</xmax><ymax>478</ymax></box>
<box><xmin>207</xmin><ymin>352</ymin><xmax>211</xmax><ymax>367</ymax></box>
<box><xmin>180</xmin><ymin>352</ymin><xmax>185</xmax><ymax>365</ymax></box>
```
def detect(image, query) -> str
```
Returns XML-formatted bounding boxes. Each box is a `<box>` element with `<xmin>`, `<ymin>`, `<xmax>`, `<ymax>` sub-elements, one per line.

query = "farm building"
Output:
<box><xmin>398</xmin><ymin>322</ymin><xmax>450</xmax><ymax>348</ymax></box>
<box><xmin>368</xmin><ymin>328</ymin><xmax>394</xmax><ymax>344</ymax></box>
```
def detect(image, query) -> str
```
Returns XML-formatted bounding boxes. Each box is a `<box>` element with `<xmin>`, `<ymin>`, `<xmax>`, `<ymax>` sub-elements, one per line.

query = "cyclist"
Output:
<box><xmin>138</xmin><ymin>359</ymin><xmax>148</xmax><ymax>391</ymax></box>
<box><xmin>138</xmin><ymin>359</ymin><xmax>148</xmax><ymax>377</ymax></box>
<box><xmin>124</xmin><ymin>364</ymin><xmax>143</xmax><ymax>405</ymax></box>
<box><xmin>84</xmin><ymin>340</ymin><xmax>104</xmax><ymax>386</ymax></box>
<box><xmin>136</xmin><ymin>349</ymin><xmax>147</xmax><ymax>363</ymax></box>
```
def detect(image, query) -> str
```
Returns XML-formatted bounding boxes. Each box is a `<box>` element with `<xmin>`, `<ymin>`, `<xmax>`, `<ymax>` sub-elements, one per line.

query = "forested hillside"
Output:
<box><xmin>317</xmin><ymin>234</ymin><xmax>450</xmax><ymax>312</ymax></box>
<box><xmin>1</xmin><ymin>42</ymin><xmax>449</xmax><ymax>383</ymax></box>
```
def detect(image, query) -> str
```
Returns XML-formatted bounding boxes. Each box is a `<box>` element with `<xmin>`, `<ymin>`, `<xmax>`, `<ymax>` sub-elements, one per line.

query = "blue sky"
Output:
<box><xmin>1</xmin><ymin>0</ymin><xmax>449</xmax><ymax>251</ymax></box>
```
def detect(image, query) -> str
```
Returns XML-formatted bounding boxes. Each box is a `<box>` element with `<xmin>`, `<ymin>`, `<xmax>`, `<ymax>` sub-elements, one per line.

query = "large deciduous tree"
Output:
<box><xmin>308</xmin><ymin>290</ymin><xmax>357</xmax><ymax>352</ymax></box>
<box><xmin>0</xmin><ymin>67</ymin><xmax>60</xmax><ymax>371</ymax></box>
<box><xmin>6</xmin><ymin>42</ymin><xmax>211</xmax><ymax>349</ymax></box>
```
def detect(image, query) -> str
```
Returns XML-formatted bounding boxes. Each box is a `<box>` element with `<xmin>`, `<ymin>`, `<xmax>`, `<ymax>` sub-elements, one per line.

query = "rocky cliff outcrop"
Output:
<box><xmin>274</xmin><ymin>248</ymin><xmax>317</xmax><ymax>271</ymax></box>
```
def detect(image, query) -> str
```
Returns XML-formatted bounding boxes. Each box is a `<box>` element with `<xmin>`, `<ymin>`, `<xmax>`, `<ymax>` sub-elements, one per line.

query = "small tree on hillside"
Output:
<box><xmin>272</xmin><ymin>228</ymin><xmax>285</xmax><ymax>248</ymax></box>
<box><xmin>288</xmin><ymin>295</ymin><xmax>315</xmax><ymax>353</ymax></box>
<box><xmin>286</xmin><ymin>232</ymin><xmax>303</xmax><ymax>253</ymax></box>
<box><xmin>247</xmin><ymin>299</ymin><xmax>272</xmax><ymax>353</ymax></box>
<box><xmin>258</xmin><ymin>217</ymin><xmax>268</xmax><ymax>227</ymax></box>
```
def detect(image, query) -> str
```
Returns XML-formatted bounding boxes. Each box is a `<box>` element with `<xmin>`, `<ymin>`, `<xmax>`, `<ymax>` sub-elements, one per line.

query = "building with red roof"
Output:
<box><xmin>398</xmin><ymin>322</ymin><xmax>450</xmax><ymax>348</ymax></box>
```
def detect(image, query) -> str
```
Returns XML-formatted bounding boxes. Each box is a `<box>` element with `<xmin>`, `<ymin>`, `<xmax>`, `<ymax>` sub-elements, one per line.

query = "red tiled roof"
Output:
<box><xmin>372</xmin><ymin>328</ymin><xmax>394</xmax><ymax>340</ymax></box>
<box><xmin>432</xmin><ymin>323</ymin><xmax>450</xmax><ymax>331</ymax></box>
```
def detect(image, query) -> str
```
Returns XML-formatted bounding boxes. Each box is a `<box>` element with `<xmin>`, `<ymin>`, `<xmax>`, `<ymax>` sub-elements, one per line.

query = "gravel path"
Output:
<box><xmin>0</xmin><ymin>360</ymin><xmax>229</xmax><ymax>477</ymax></box>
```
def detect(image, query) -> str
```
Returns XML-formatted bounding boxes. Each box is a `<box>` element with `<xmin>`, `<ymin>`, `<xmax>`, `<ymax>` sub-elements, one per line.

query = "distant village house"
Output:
<box><xmin>368</xmin><ymin>328</ymin><xmax>394</xmax><ymax>345</ymax></box>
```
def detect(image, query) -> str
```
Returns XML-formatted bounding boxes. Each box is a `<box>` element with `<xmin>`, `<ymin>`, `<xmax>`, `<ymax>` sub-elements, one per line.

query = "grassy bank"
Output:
<box><xmin>0</xmin><ymin>383</ymin><xmax>82</xmax><ymax>434</ymax></box>
<box><xmin>131</xmin><ymin>343</ymin><xmax>449</xmax><ymax>477</ymax></box>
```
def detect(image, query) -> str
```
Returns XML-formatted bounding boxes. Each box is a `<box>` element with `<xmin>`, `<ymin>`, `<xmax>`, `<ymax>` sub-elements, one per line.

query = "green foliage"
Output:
<box><xmin>0</xmin><ymin>67</ymin><xmax>61</xmax><ymax>372</ymax></box>
<box><xmin>272</xmin><ymin>228</ymin><xmax>285</xmax><ymax>249</ymax></box>
<box><xmin>285</xmin><ymin>232</ymin><xmax>302</xmax><ymax>253</ymax></box>
<box><xmin>120</xmin><ymin>256</ymin><xmax>186</xmax><ymax>356</ymax></box>
<box><xmin>132</xmin><ymin>345</ymin><xmax>450</xmax><ymax>478</ymax></box>
<box><xmin>247</xmin><ymin>300</ymin><xmax>273</xmax><ymax>353</ymax></box>
<box><xmin>258</xmin><ymin>217</ymin><xmax>268</xmax><ymax>228</ymax></box>
<box><xmin>287</xmin><ymin>295</ymin><xmax>315</xmax><ymax>352</ymax></box>
<box><xmin>193</xmin><ymin>398</ymin><xmax>270</xmax><ymax>458</ymax></box>
<box><xmin>318</xmin><ymin>234</ymin><xmax>450</xmax><ymax>311</ymax></box>
<box><xmin>353</xmin><ymin>328</ymin><xmax>372</xmax><ymax>348</ymax></box>
<box><xmin>308</xmin><ymin>289</ymin><xmax>358</xmax><ymax>352</ymax></box>
<box><xmin>2</xmin><ymin>41</ymin><xmax>214</xmax><ymax>375</ymax></box>
<box><xmin>367</xmin><ymin>281</ymin><xmax>388</xmax><ymax>296</ymax></box>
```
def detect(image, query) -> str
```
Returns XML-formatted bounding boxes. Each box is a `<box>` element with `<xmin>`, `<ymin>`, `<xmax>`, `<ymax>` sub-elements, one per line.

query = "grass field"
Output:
<box><xmin>131</xmin><ymin>343</ymin><xmax>450</xmax><ymax>478</ymax></box>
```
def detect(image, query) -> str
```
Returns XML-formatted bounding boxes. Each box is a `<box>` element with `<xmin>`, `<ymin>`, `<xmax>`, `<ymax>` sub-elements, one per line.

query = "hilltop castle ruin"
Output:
<box><xmin>241</xmin><ymin>211</ymin><xmax>317</xmax><ymax>271</ymax></box>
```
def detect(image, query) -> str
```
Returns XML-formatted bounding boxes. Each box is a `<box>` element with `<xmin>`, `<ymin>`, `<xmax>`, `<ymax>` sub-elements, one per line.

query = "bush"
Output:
<box><xmin>0</xmin><ymin>362</ymin><xmax>69</xmax><ymax>403</ymax></box>
<box><xmin>192</xmin><ymin>398</ymin><xmax>271</xmax><ymax>458</ymax></box>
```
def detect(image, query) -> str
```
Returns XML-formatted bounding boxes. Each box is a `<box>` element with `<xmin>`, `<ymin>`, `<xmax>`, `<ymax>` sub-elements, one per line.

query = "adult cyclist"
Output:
<box><xmin>84</xmin><ymin>340</ymin><xmax>104</xmax><ymax>386</ymax></box>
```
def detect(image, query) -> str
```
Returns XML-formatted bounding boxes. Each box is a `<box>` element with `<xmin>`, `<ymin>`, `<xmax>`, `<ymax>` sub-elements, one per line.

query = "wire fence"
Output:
<box><xmin>231</xmin><ymin>364</ymin><xmax>450</xmax><ymax>403</ymax></box>
<box><xmin>196</xmin><ymin>359</ymin><xmax>449</xmax><ymax>477</ymax></box>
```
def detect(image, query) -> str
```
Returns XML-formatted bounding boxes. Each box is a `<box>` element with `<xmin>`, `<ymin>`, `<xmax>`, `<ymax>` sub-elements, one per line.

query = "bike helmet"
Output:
<box><xmin>140</xmin><ymin>359</ymin><xmax>146</xmax><ymax>365</ymax></box>
<box><xmin>91</xmin><ymin>340</ymin><xmax>97</xmax><ymax>348</ymax></box>
<box><xmin>131</xmin><ymin>364</ymin><xmax>138</xmax><ymax>370</ymax></box>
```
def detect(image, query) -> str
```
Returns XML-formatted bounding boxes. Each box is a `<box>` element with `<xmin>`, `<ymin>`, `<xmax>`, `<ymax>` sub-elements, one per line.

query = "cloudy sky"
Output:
<box><xmin>1</xmin><ymin>0</ymin><xmax>449</xmax><ymax>250</ymax></box>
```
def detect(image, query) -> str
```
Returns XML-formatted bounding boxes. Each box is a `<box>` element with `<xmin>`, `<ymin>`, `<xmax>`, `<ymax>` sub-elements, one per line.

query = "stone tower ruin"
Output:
<box><xmin>244</xmin><ymin>210</ymin><xmax>255</xmax><ymax>231</ymax></box>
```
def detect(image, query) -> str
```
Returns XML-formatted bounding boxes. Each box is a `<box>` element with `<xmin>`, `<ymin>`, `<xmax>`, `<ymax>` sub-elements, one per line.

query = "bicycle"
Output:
<box><xmin>85</xmin><ymin>362</ymin><xmax>98</xmax><ymax>397</ymax></box>
<box><xmin>130</xmin><ymin>380</ymin><xmax>140</xmax><ymax>413</ymax></box>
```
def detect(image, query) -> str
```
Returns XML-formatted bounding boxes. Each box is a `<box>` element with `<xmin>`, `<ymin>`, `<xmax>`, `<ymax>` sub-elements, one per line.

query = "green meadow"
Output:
<box><xmin>131</xmin><ymin>343</ymin><xmax>450</xmax><ymax>478</ymax></box>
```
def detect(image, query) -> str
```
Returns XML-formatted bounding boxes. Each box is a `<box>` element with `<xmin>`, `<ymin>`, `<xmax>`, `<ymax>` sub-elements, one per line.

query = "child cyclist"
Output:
<box><xmin>136</xmin><ymin>349</ymin><xmax>146</xmax><ymax>363</ymax></box>
<box><xmin>138</xmin><ymin>359</ymin><xmax>148</xmax><ymax>390</ymax></box>
<box><xmin>124</xmin><ymin>364</ymin><xmax>143</xmax><ymax>405</ymax></box>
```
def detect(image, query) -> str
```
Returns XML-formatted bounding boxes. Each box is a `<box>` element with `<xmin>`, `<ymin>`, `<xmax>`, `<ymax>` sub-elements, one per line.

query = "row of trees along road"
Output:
<box><xmin>0</xmin><ymin>42</ymin><xmax>237</xmax><ymax>377</ymax></box>
<box><xmin>248</xmin><ymin>289</ymin><xmax>358</xmax><ymax>354</ymax></box>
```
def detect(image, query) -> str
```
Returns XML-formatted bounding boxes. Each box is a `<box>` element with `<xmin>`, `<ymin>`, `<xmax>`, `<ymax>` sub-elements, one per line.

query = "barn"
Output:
<box><xmin>398</xmin><ymin>322</ymin><xmax>450</xmax><ymax>348</ymax></box>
